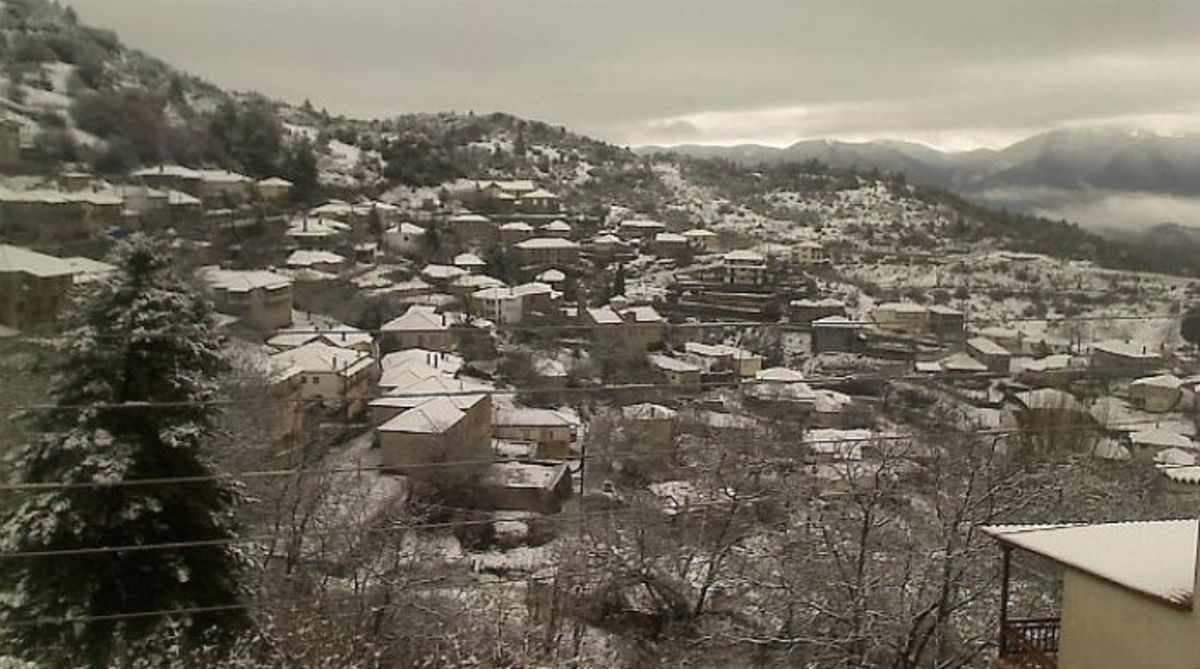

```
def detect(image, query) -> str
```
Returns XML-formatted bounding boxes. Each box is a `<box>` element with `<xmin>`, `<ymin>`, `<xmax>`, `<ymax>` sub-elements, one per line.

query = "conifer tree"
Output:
<box><xmin>0</xmin><ymin>237</ymin><xmax>245</xmax><ymax>667</ymax></box>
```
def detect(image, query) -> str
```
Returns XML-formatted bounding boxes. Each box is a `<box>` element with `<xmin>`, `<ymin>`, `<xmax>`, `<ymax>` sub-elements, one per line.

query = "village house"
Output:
<box><xmin>498</xmin><ymin>221</ymin><xmax>535</xmax><ymax>245</ymax></box>
<box><xmin>0</xmin><ymin>244</ymin><xmax>79</xmax><ymax>330</ymax></box>
<box><xmin>267</xmin><ymin>322</ymin><xmax>372</xmax><ymax>353</ymax></box>
<box><xmin>0</xmin><ymin>187</ymin><xmax>121</xmax><ymax>243</ymax></box>
<box><xmin>195</xmin><ymin>169</ymin><xmax>255</xmax><ymax>204</ymax></box>
<box><xmin>648</xmin><ymin>354</ymin><xmax>703</xmax><ymax>387</ymax></box>
<box><xmin>587</xmin><ymin>233</ymin><xmax>630</xmax><ymax>262</ymax></box>
<box><xmin>540</xmin><ymin>219</ymin><xmax>573</xmax><ymax>239</ymax></box>
<box><xmin>493</xmin><ymin>406</ymin><xmax>581</xmax><ymax>458</ymax></box>
<box><xmin>449</xmin><ymin>273</ymin><xmax>505</xmax><ymax>298</ymax></box>
<box><xmin>873</xmin><ymin>302</ymin><xmax>929</xmax><ymax>335</ymax></box>
<box><xmin>984</xmin><ymin>520</ymin><xmax>1200</xmax><ymax>669</ymax></box>
<box><xmin>453</xmin><ymin>252</ymin><xmax>487</xmax><ymax>272</ymax></box>
<box><xmin>617</xmin><ymin>218</ymin><xmax>666</xmax><ymax>241</ymax></box>
<box><xmin>286</xmin><ymin>217</ymin><xmax>351</xmax><ymax>249</ymax></box>
<box><xmin>199</xmin><ymin>267</ymin><xmax>294</xmax><ymax>330</ymax></box>
<box><xmin>682</xmin><ymin>342</ymin><xmax>763</xmax><ymax>378</ymax></box>
<box><xmin>536</xmin><ymin>268</ymin><xmax>565</xmax><ymax>287</ymax></box>
<box><xmin>789</xmin><ymin>298</ymin><xmax>848</xmax><ymax>325</ymax></box>
<box><xmin>371</xmin><ymin>375</ymin><xmax>493</xmax><ymax>423</ymax></box>
<box><xmin>471</xmin><ymin>286</ymin><xmax>525</xmax><ymax>325</ymax></box>
<box><xmin>516</xmin><ymin>188</ymin><xmax>561</xmax><ymax>215</ymax></box>
<box><xmin>514</xmin><ymin>237</ymin><xmax>580</xmax><ymax>267</ymax></box>
<box><xmin>811</xmin><ymin>315</ymin><xmax>864</xmax><ymax>354</ymax></box>
<box><xmin>474</xmin><ymin>462</ymin><xmax>572</xmax><ymax>514</ymax></box>
<box><xmin>927</xmin><ymin>305</ymin><xmax>966</xmax><ymax>341</ymax></box>
<box><xmin>793</xmin><ymin>240</ymin><xmax>826</xmax><ymax>264</ymax></box>
<box><xmin>446</xmin><ymin>212</ymin><xmax>497</xmax><ymax>248</ymax></box>
<box><xmin>264</xmin><ymin>363</ymin><xmax>305</xmax><ymax>440</ymax></box>
<box><xmin>379</xmin><ymin>305</ymin><xmax>458</xmax><ymax>353</ymax></box>
<box><xmin>1090</xmin><ymin>339</ymin><xmax>1163</xmax><ymax>375</ymax></box>
<box><xmin>382</xmin><ymin>348</ymin><xmax>464</xmax><ymax>378</ymax></box>
<box><xmin>585</xmin><ymin>303</ymin><xmax>666</xmax><ymax>351</ymax></box>
<box><xmin>377</xmin><ymin>393</ymin><xmax>493</xmax><ymax>487</ymax></box>
<box><xmin>722</xmin><ymin>249</ymin><xmax>768</xmax><ymax>285</ymax></box>
<box><xmin>621</xmin><ymin>403</ymin><xmax>679</xmax><ymax>452</ymax></box>
<box><xmin>383</xmin><ymin>222</ymin><xmax>427</xmax><ymax>256</ymax></box>
<box><xmin>286</xmin><ymin>249</ymin><xmax>346</xmax><ymax>274</ymax></box>
<box><xmin>682</xmin><ymin>228</ymin><xmax>719</xmax><ymax>253</ymax></box>
<box><xmin>269</xmin><ymin>341</ymin><xmax>375</xmax><ymax>418</ymax></box>
<box><xmin>966</xmin><ymin>337</ymin><xmax>1012</xmax><ymax>374</ymax></box>
<box><xmin>131</xmin><ymin>164</ymin><xmax>203</xmax><ymax>195</ymax></box>
<box><xmin>0</xmin><ymin>117</ymin><xmax>21</xmax><ymax>171</ymax></box>
<box><xmin>256</xmin><ymin>176</ymin><xmax>293</xmax><ymax>203</ymax></box>
<box><xmin>1128</xmin><ymin>373</ymin><xmax>1183</xmax><ymax>413</ymax></box>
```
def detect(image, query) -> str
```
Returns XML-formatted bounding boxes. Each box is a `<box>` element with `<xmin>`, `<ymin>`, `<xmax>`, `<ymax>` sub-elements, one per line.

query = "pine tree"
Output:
<box><xmin>0</xmin><ymin>238</ymin><xmax>246</xmax><ymax>667</ymax></box>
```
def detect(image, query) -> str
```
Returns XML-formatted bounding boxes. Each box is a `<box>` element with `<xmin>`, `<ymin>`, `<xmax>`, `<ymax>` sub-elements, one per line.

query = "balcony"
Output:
<box><xmin>998</xmin><ymin>617</ymin><xmax>1059</xmax><ymax>669</ymax></box>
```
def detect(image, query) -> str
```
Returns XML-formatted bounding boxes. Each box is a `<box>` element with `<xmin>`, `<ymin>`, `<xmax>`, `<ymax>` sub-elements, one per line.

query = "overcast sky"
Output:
<box><xmin>66</xmin><ymin>0</ymin><xmax>1200</xmax><ymax>150</ymax></box>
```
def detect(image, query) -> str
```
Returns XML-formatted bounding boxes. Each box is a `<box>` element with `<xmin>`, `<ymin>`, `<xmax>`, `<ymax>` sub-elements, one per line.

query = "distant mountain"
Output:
<box><xmin>640</xmin><ymin>128</ymin><xmax>1200</xmax><ymax>226</ymax></box>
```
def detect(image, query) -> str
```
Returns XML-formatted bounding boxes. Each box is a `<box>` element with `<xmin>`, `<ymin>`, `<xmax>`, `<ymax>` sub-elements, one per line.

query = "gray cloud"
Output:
<box><xmin>66</xmin><ymin>0</ymin><xmax>1200</xmax><ymax>148</ymax></box>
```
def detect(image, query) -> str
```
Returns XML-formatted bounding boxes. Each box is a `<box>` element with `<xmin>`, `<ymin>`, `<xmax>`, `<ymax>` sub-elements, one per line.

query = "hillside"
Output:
<box><xmin>642</xmin><ymin>127</ymin><xmax>1200</xmax><ymax>229</ymax></box>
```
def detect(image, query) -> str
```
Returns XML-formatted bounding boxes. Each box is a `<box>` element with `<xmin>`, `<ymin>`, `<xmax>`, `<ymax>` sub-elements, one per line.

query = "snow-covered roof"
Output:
<box><xmin>620</xmin><ymin>305</ymin><xmax>664</xmax><ymax>323</ymax></box>
<box><xmin>62</xmin><ymin>256</ymin><xmax>116</xmax><ymax>284</ymax></box>
<box><xmin>286</xmin><ymin>217</ymin><xmax>351</xmax><ymax>237</ymax></box>
<box><xmin>447</xmin><ymin>212</ymin><xmax>491</xmax><ymax>224</ymax></box>
<box><xmin>876</xmin><ymin>302</ymin><xmax>928</xmax><ymax>314</ymax></box>
<box><xmin>536</xmin><ymin>269</ymin><xmax>566</xmax><ymax>283</ymax></box>
<box><xmin>479</xmin><ymin>462</ymin><xmax>567</xmax><ymax>490</ymax></box>
<box><xmin>723</xmin><ymin>249</ymin><xmax>765</xmax><ymax>263</ymax></box>
<box><xmin>1130</xmin><ymin>427</ymin><xmax>1193</xmax><ymax>450</ymax></box>
<box><xmin>1093</xmin><ymin>339</ymin><xmax>1160</xmax><ymax>360</ymax></box>
<box><xmin>200</xmin><ymin>267</ymin><xmax>292</xmax><ymax>293</ymax></box>
<box><xmin>592</xmin><ymin>233</ymin><xmax>622</xmax><ymax>244</ymax></box>
<box><xmin>520</xmin><ymin>188</ymin><xmax>558</xmax><ymax>199</ymax></box>
<box><xmin>755</xmin><ymin>367</ymin><xmax>805</xmax><ymax>383</ymax></box>
<box><xmin>499</xmin><ymin>221</ymin><xmax>534</xmax><ymax>231</ymax></box>
<box><xmin>197</xmin><ymin>169</ymin><xmax>252</xmax><ymax>184</ymax></box>
<box><xmin>1154</xmin><ymin>448</ymin><xmax>1196</xmax><ymax>466</ymax></box>
<box><xmin>622</xmin><ymin>403</ymin><xmax>677</xmax><ymax>421</ymax></box>
<box><xmin>813</xmin><ymin>315</ymin><xmax>859</xmax><ymax>328</ymax></box>
<box><xmin>648</xmin><ymin>354</ymin><xmax>701</xmax><ymax>373</ymax></box>
<box><xmin>1013</xmin><ymin>388</ymin><xmax>1083</xmax><ymax>412</ymax></box>
<box><xmin>805</xmin><ymin>428</ymin><xmax>872</xmax><ymax>460</ymax></box>
<box><xmin>454</xmin><ymin>274</ymin><xmax>506</xmax><ymax>290</ymax></box>
<box><xmin>131</xmin><ymin>164</ymin><xmax>201</xmax><ymax>179</ymax></box>
<box><xmin>382</xmin><ymin>348</ymin><xmax>464</xmax><ymax>375</ymax></box>
<box><xmin>286</xmin><ymin>250</ymin><xmax>345</xmax><ymax>267</ymax></box>
<box><xmin>936</xmin><ymin>353</ymin><xmax>988</xmax><ymax>373</ymax></box>
<box><xmin>683</xmin><ymin>228</ymin><xmax>717</xmax><ymax>238</ymax></box>
<box><xmin>495</xmin><ymin>407</ymin><xmax>580</xmax><ymax>428</ymax></box>
<box><xmin>420</xmin><ymin>264</ymin><xmax>468</xmax><ymax>281</ymax></box>
<box><xmin>391</xmin><ymin>222</ymin><xmax>426</xmax><ymax>235</ymax></box>
<box><xmin>967</xmin><ymin>337</ymin><xmax>1009</xmax><ymax>357</ymax></box>
<box><xmin>655</xmin><ymin>232</ymin><xmax>689</xmax><ymax>244</ymax></box>
<box><xmin>453</xmin><ymin>252</ymin><xmax>486</xmax><ymax>267</ymax></box>
<box><xmin>1131</xmin><ymin>374</ymin><xmax>1183</xmax><ymax>390</ymax></box>
<box><xmin>0</xmin><ymin>244</ymin><xmax>77</xmax><ymax>277</ymax></box>
<box><xmin>619</xmin><ymin>219</ymin><xmax>665</xmax><ymax>229</ymax></box>
<box><xmin>381</xmin><ymin>305</ymin><xmax>453</xmax><ymax>332</ymax></box>
<box><xmin>258</xmin><ymin>176</ymin><xmax>293</xmax><ymax>187</ymax></box>
<box><xmin>982</xmin><ymin>521</ymin><xmax>1199</xmax><ymax>608</ymax></box>
<box><xmin>269</xmin><ymin>341</ymin><xmax>372</xmax><ymax>377</ymax></box>
<box><xmin>586</xmin><ymin>306</ymin><xmax>623</xmax><ymax>325</ymax></box>
<box><xmin>542</xmin><ymin>220</ymin><xmax>572</xmax><ymax>231</ymax></box>
<box><xmin>1091</xmin><ymin>438</ymin><xmax>1132</xmax><ymax>461</ymax></box>
<box><xmin>515</xmin><ymin>237</ymin><xmax>579</xmax><ymax>250</ymax></box>
<box><xmin>378</xmin><ymin>396</ymin><xmax>467</xmax><ymax>434</ymax></box>
<box><xmin>267</xmin><ymin>323</ymin><xmax>371</xmax><ymax>350</ymax></box>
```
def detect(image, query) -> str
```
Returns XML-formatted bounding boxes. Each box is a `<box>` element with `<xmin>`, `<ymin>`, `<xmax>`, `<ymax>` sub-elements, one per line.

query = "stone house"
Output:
<box><xmin>0</xmin><ymin>244</ymin><xmax>78</xmax><ymax>330</ymax></box>
<box><xmin>199</xmin><ymin>267</ymin><xmax>294</xmax><ymax>330</ymax></box>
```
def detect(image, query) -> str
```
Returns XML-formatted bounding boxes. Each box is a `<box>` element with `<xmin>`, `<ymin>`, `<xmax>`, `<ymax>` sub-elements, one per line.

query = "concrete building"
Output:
<box><xmin>683</xmin><ymin>228</ymin><xmax>719</xmax><ymax>253</ymax></box>
<box><xmin>586</xmin><ymin>303</ymin><xmax>666</xmax><ymax>351</ymax></box>
<box><xmin>617</xmin><ymin>219</ymin><xmax>666</xmax><ymax>241</ymax></box>
<box><xmin>516</xmin><ymin>188</ymin><xmax>561</xmax><ymax>215</ymax></box>
<box><xmin>286</xmin><ymin>250</ymin><xmax>346</xmax><ymax>274</ymax></box>
<box><xmin>967</xmin><ymin>337</ymin><xmax>1012</xmax><ymax>375</ymax></box>
<box><xmin>789</xmin><ymin>298</ymin><xmax>848</xmax><ymax>325</ymax></box>
<box><xmin>474</xmin><ymin>462</ymin><xmax>572</xmax><ymax>514</ymax></box>
<box><xmin>379</xmin><ymin>305</ymin><xmax>458</xmax><ymax>352</ymax></box>
<box><xmin>621</xmin><ymin>403</ymin><xmax>678</xmax><ymax>452</ymax></box>
<box><xmin>985</xmin><ymin>520</ymin><xmax>1200</xmax><ymax>669</ymax></box>
<box><xmin>269</xmin><ymin>341</ymin><xmax>374</xmax><ymax>418</ymax></box>
<box><xmin>383</xmin><ymin>222</ymin><xmax>427</xmax><ymax>256</ymax></box>
<box><xmin>199</xmin><ymin>267</ymin><xmax>294</xmax><ymax>330</ymax></box>
<box><xmin>722</xmin><ymin>250</ymin><xmax>768</xmax><ymax>285</ymax></box>
<box><xmin>1090</xmin><ymin>340</ymin><xmax>1163</xmax><ymax>375</ymax></box>
<box><xmin>514</xmin><ymin>237</ymin><xmax>580</xmax><ymax>267</ymax></box>
<box><xmin>498</xmin><ymin>221</ymin><xmax>535</xmax><ymax>245</ymax></box>
<box><xmin>493</xmin><ymin>407</ymin><xmax>581</xmax><ymax>459</ymax></box>
<box><xmin>1128</xmin><ymin>374</ymin><xmax>1183</xmax><ymax>413</ymax></box>
<box><xmin>0</xmin><ymin>244</ymin><xmax>78</xmax><ymax>330</ymax></box>
<box><xmin>811</xmin><ymin>316</ymin><xmax>863</xmax><ymax>354</ymax></box>
<box><xmin>648</xmin><ymin>354</ymin><xmax>702</xmax><ymax>387</ymax></box>
<box><xmin>446</xmin><ymin>212</ymin><xmax>497</xmax><ymax>249</ymax></box>
<box><xmin>377</xmin><ymin>394</ymin><xmax>493</xmax><ymax>487</ymax></box>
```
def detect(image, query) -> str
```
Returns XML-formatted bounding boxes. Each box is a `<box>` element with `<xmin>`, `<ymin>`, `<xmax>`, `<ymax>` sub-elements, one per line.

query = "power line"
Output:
<box><xmin>0</xmin><ymin>418</ymin><xmax>1175</xmax><ymax>495</ymax></box>
<box><xmin>0</xmin><ymin>363</ymin><xmax>1174</xmax><ymax>413</ymax></box>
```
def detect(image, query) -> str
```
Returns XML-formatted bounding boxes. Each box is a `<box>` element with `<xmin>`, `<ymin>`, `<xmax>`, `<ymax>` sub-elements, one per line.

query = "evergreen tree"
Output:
<box><xmin>0</xmin><ymin>238</ymin><xmax>246</xmax><ymax>667</ymax></box>
<box><xmin>610</xmin><ymin>263</ymin><xmax>626</xmax><ymax>299</ymax></box>
<box><xmin>283</xmin><ymin>139</ymin><xmax>320</xmax><ymax>206</ymax></box>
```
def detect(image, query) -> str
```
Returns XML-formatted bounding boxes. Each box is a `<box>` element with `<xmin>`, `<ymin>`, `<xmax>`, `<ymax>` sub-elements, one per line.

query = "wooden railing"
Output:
<box><xmin>1000</xmin><ymin>617</ymin><xmax>1060</xmax><ymax>669</ymax></box>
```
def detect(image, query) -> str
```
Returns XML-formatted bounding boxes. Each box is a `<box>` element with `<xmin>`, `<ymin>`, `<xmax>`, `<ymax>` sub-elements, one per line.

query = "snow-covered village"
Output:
<box><xmin>2</xmin><ymin>1</ymin><xmax>1200</xmax><ymax>667</ymax></box>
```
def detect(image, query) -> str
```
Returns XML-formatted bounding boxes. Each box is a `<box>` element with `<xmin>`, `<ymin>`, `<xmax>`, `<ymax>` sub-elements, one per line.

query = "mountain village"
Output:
<box><xmin>2</xmin><ymin>0</ymin><xmax>1200</xmax><ymax>666</ymax></box>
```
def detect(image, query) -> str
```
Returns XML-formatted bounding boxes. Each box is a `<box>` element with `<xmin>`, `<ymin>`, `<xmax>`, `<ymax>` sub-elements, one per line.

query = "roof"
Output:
<box><xmin>937</xmin><ymin>352</ymin><xmax>988</xmax><ymax>373</ymax></box>
<box><xmin>877</xmin><ymin>302</ymin><xmax>928</xmax><ymax>314</ymax></box>
<box><xmin>286</xmin><ymin>217</ymin><xmax>351</xmax><ymax>237</ymax></box>
<box><xmin>495</xmin><ymin>407</ymin><xmax>580</xmax><ymax>428</ymax></box>
<box><xmin>378</xmin><ymin>396</ymin><xmax>466</xmax><ymax>434</ymax></box>
<box><xmin>499</xmin><ymin>221</ymin><xmax>534</xmax><ymax>231</ymax></box>
<box><xmin>1014</xmin><ymin>388</ymin><xmax>1083</xmax><ymax>412</ymax></box>
<box><xmin>200</xmin><ymin>267</ymin><xmax>292</xmax><ymax>293</ymax></box>
<box><xmin>382</xmin><ymin>348</ymin><xmax>464</xmax><ymax>375</ymax></box>
<box><xmin>1130</xmin><ymin>427</ymin><xmax>1193</xmax><ymax>450</ymax></box>
<box><xmin>1131</xmin><ymin>374</ymin><xmax>1183</xmax><ymax>390</ymax></box>
<box><xmin>62</xmin><ymin>256</ymin><xmax>116</xmax><ymax>283</ymax></box>
<box><xmin>286</xmin><ymin>250</ymin><xmax>345</xmax><ymax>267</ymax></box>
<box><xmin>258</xmin><ymin>176</ymin><xmax>293</xmax><ymax>187</ymax></box>
<box><xmin>381</xmin><ymin>305</ymin><xmax>452</xmax><ymax>332</ymax></box>
<box><xmin>648</xmin><ymin>354</ymin><xmax>701</xmax><ymax>374</ymax></box>
<box><xmin>723</xmin><ymin>249</ymin><xmax>765</xmax><ymax>263</ymax></box>
<box><xmin>515</xmin><ymin>237</ymin><xmax>579</xmax><ymax>250</ymax></box>
<box><xmin>520</xmin><ymin>188</ymin><xmax>558</xmax><ymax>199</ymax></box>
<box><xmin>453</xmin><ymin>252</ymin><xmax>486</xmax><ymax>267</ymax></box>
<box><xmin>0</xmin><ymin>244</ymin><xmax>77</xmax><ymax>278</ymax></box>
<box><xmin>586</xmin><ymin>306</ymin><xmax>623</xmax><ymax>325</ymax></box>
<box><xmin>982</xmin><ymin>521</ymin><xmax>1199</xmax><ymax>609</ymax></box>
<box><xmin>131</xmin><ymin>164</ymin><xmax>201</xmax><ymax>179</ymax></box>
<box><xmin>421</xmin><ymin>264</ymin><xmax>469</xmax><ymax>280</ymax></box>
<box><xmin>620</xmin><ymin>305</ymin><xmax>664</xmax><ymax>323</ymax></box>
<box><xmin>756</xmin><ymin>367</ymin><xmax>805</xmax><ymax>383</ymax></box>
<box><xmin>267</xmin><ymin>323</ymin><xmax>371</xmax><ymax>350</ymax></box>
<box><xmin>683</xmin><ymin>228</ymin><xmax>717</xmax><ymax>237</ymax></box>
<box><xmin>1093</xmin><ymin>339</ymin><xmax>1160</xmax><ymax>360</ymax></box>
<box><xmin>655</xmin><ymin>232</ymin><xmax>689</xmax><ymax>243</ymax></box>
<box><xmin>543</xmin><ymin>220</ymin><xmax>572</xmax><ymax>231</ymax></box>
<box><xmin>479</xmin><ymin>462</ymin><xmax>567</xmax><ymax>490</ymax></box>
<box><xmin>447</xmin><ymin>212</ymin><xmax>491</xmax><ymax>223</ymax></box>
<box><xmin>392</xmin><ymin>222</ymin><xmax>426</xmax><ymax>235</ymax></box>
<box><xmin>269</xmin><ymin>341</ymin><xmax>372</xmax><ymax>377</ymax></box>
<box><xmin>813</xmin><ymin>315</ymin><xmax>859</xmax><ymax>328</ymax></box>
<box><xmin>967</xmin><ymin>337</ymin><xmax>1009</xmax><ymax>357</ymax></box>
<box><xmin>622</xmin><ymin>403</ymin><xmax>677</xmax><ymax>420</ymax></box>
<box><xmin>619</xmin><ymin>219</ymin><xmax>665</xmax><ymax>229</ymax></box>
<box><xmin>536</xmin><ymin>269</ymin><xmax>566</xmax><ymax>283</ymax></box>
